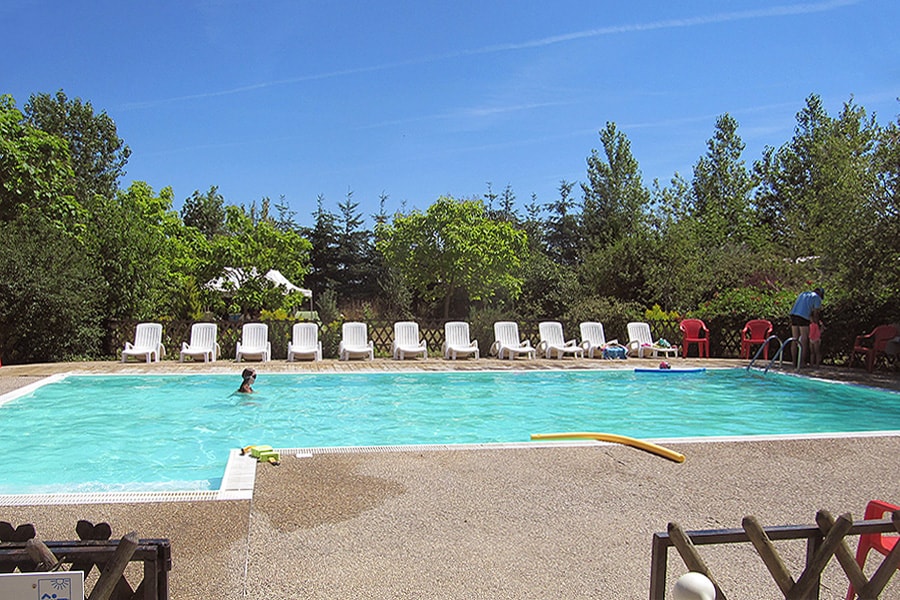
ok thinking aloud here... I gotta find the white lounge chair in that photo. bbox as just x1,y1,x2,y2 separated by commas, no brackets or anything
626,322,677,359
179,322,219,362
392,321,427,360
287,322,322,362
340,322,374,361
122,322,165,363
538,321,584,359
491,321,535,360
442,321,479,360
235,323,271,362
579,322,607,358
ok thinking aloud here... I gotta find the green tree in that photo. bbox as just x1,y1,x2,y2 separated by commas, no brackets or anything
0,94,81,231
648,116,774,311
483,182,499,213
691,113,758,247
376,196,528,319
579,123,654,304
24,90,130,203
579,235,653,303
213,204,312,314
516,250,579,320
373,191,391,226
581,121,650,249
645,174,706,309
871,112,900,299
181,186,226,239
273,194,299,233
163,223,214,320
0,217,104,363
521,192,544,251
88,182,182,326
334,189,376,300
369,192,409,317
528,180,582,321
876,112,900,210
497,184,518,222
302,194,340,297
755,94,883,292
544,179,581,266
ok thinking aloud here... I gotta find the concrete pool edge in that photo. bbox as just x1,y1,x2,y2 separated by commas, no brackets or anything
0,372,68,407
0,450,256,507
3,431,898,507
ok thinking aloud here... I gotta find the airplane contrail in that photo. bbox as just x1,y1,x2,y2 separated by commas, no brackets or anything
122,0,861,110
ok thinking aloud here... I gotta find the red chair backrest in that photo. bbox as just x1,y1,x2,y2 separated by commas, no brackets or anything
860,325,900,351
863,499,899,555
679,319,707,338
742,319,772,341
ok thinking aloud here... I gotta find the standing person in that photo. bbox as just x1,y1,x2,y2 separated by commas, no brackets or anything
237,368,257,393
809,319,824,366
789,287,824,368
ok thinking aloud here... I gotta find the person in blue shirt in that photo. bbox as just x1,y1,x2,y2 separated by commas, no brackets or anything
789,287,824,368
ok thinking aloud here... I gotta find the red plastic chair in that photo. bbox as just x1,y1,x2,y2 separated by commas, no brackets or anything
679,319,709,358
740,319,773,360
849,325,899,373
846,499,899,600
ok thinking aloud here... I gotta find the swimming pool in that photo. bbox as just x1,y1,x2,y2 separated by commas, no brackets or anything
1,369,898,495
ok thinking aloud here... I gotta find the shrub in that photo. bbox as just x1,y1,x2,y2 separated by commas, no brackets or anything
260,308,291,321
644,304,680,322
319,320,343,358
0,219,105,363
562,296,644,341
315,289,342,324
469,306,509,354
691,287,798,327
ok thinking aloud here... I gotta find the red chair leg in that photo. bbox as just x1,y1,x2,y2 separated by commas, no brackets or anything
846,500,900,600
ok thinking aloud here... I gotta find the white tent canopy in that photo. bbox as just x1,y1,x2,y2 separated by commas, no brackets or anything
206,267,312,298
262,269,312,297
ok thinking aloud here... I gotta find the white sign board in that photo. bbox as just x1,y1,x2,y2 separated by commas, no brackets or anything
0,572,84,600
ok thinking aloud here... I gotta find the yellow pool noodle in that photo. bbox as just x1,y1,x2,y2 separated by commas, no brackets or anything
531,432,685,463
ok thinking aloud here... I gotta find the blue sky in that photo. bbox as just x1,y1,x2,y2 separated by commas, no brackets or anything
4,0,898,227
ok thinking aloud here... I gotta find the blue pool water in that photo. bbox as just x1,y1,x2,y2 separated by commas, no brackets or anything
1,369,898,495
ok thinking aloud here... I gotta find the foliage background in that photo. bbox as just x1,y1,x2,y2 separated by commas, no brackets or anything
0,91,897,364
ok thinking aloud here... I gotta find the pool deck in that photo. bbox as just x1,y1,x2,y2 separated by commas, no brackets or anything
1,358,898,598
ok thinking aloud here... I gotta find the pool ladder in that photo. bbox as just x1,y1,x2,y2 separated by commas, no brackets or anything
746,335,800,373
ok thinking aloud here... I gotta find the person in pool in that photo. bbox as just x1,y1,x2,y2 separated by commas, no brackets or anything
237,368,256,393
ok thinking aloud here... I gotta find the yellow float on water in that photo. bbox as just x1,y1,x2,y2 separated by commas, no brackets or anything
530,432,685,463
